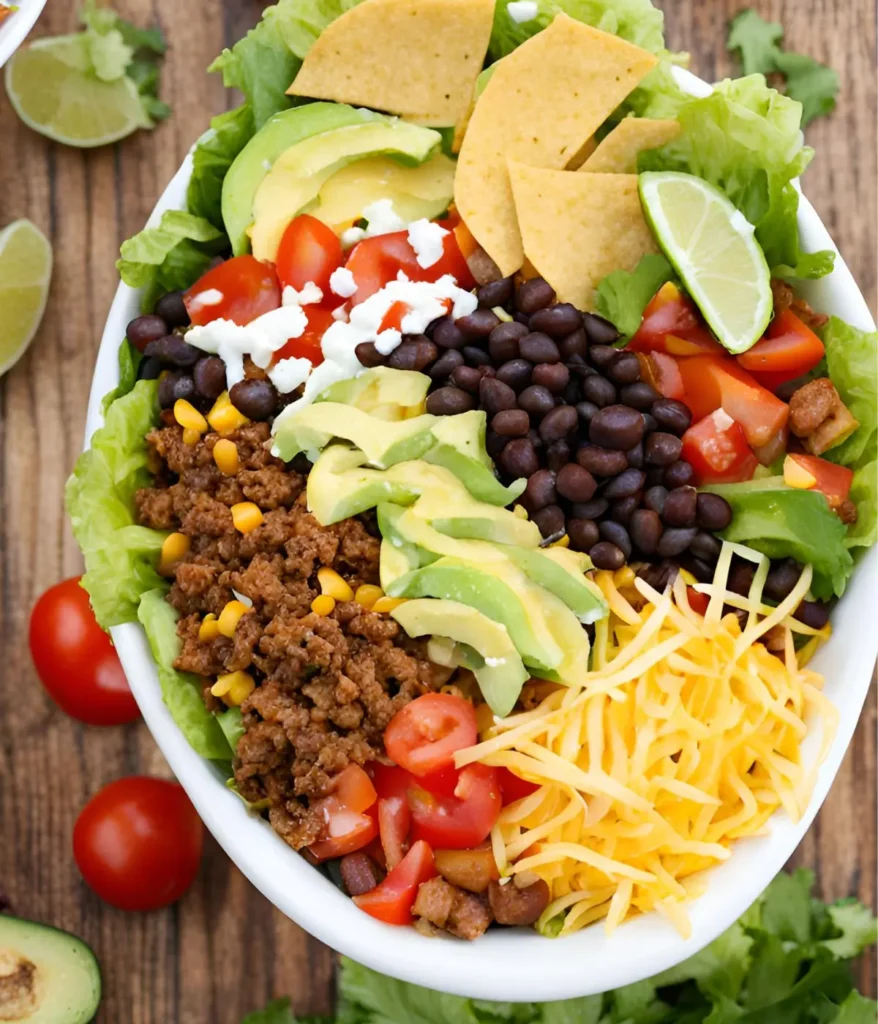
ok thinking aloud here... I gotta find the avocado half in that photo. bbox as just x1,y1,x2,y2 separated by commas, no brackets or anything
0,915,101,1023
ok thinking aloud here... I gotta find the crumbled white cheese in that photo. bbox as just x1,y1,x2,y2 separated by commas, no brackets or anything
341,226,366,250
507,0,538,23
711,407,736,431
730,208,755,235
331,305,350,322
329,266,358,298
268,356,312,395
186,288,224,314
283,281,323,306
407,218,449,269
362,198,406,237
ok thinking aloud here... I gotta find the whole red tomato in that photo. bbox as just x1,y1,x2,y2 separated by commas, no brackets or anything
29,577,140,726
74,777,203,912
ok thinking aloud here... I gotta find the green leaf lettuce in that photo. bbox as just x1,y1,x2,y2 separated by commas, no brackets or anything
595,253,675,338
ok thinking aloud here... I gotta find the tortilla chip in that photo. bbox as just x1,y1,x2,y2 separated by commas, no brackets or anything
288,0,494,127
580,118,681,173
508,162,659,310
455,15,658,276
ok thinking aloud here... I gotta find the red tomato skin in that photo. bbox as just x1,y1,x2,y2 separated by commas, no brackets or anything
786,453,853,508
378,795,411,870
73,778,203,911
681,413,758,485
383,693,478,777
687,588,710,616
636,351,686,402
272,305,335,366
353,840,437,924
275,214,343,297
308,801,378,862
334,763,377,814
185,256,281,326
29,577,139,726
409,764,502,850
737,310,825,388
497,767,540,804
630,285,724,356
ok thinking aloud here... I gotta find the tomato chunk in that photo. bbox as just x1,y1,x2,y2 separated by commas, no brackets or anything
681,411,758,484
737,310,825,390
185,255,280,326
353,840,437,924
275,214,343,297
409,764,502,850
384,693,477,776
307,794,378,862
630,284,724,356
335,763,377,814
378,795,411,870
677,354,789,449
497,767,540,804
784,453,853,509
636,350,686,402
687,588,710,616
272,305,334,366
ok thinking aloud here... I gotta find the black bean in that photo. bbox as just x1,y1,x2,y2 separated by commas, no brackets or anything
495,358,532,392
581,375,617,408
642,413,658,434
620,381,659,410
625,441,644,469
388,338,438,371
589,405,645,451
230,378,278,420
158,370,196,408
664,460,694,488
499,438,540,478
556,463,597,502
532,505,566,541
480,376,518,415
581,312,619,346
560,327,588,360
520,332,561,364
572,498,608,520
610,495,640,526
662,486,697,527
429,348,465,381
589,541,625,571
690,531,722,564
127,314,168,353
562,378,581,405
431,317,468,349
728,560,755,596
568,518,600,552
576,401,599,424
492,409,530,437
764,559,801,602
485,430,506,460
630,509,663,555
193,356,227,399
463,346,492,366
525,469,557,509
426,386,474,415
477,276,514,308
651,398,692,436
602,467,646,499
355,341,386,367
587,344,618,370
598,520,632,560
566,354,595,378
644,485,668,517
645,465,666,487
577,444,628,477
457,308,501,338
539,405,578,442
137,355,163,381
532,362,570,394
450,365,484,393
607,352,641,385
656,527,697,558
513,311,531,326
517,277,555,314
488,321,527,362
679,553,715,583
794,600,830,630
645,432,683,466
153,290,190,328
528,303,583,339
637,560,679,591
528,428,544,451
695,493,733,532
518,385,555,417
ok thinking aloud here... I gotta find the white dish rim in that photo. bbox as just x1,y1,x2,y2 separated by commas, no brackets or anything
0,0,48,70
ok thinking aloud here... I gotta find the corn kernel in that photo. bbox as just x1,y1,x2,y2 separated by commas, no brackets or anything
783,454,817,490
231,501,263,534
311,594,336,616
371,596,407,614
217,600,249,638
317,567,354,601
198,613,221,641
207,391,250,437
354,584,384,610
211,670,255,707
182,427,202,446
159,532,190,575
613,565,636,589
550,534,570,548
213,438,239,475
174,399,208,434
512,504,529,520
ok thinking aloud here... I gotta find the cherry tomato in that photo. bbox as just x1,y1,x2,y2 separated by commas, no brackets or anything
378,795,411,869
784,453,853,509
676,354,790,449
308,795,378,862
687,588,710,616
737,310,825,390
409,764,502,849
497,766,540,804
73,777,203,911
636,351,686,402
334,763,377,814
681,412,758,485
29,577,139,726
185,255,280,326
353,840,437,924
272,305,335,366
275,214,344,297
384,693,478,777
629,284,724,356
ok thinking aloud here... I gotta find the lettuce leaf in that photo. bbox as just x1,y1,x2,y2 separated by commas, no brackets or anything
65,381,166,629
845,461,877,552
138,589,233,761
638,74,835,281
101,339,141,413
821,317,878,469
188,104,256,232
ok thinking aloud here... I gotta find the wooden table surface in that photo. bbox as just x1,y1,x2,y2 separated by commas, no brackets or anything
0,1,874,1020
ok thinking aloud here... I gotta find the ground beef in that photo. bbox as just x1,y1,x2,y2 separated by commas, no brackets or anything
413,877,493,940
136,422,451,852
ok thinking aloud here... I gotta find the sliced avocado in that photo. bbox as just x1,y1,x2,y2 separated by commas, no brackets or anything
392,599,529,717
307,445,419,524
423,445,526,506
504,547,608,625
0,915,101,1024
427,635,486,672
315,368,431,421
430,411,493,469
376,503,436,590
273,403,436,467
538,587,591,683
393,507,506,564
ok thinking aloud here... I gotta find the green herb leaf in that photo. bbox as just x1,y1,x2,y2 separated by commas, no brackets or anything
727,9,783,77
188,104,256,231
834,991,878,1024
822,900,878,960
595,253,675,338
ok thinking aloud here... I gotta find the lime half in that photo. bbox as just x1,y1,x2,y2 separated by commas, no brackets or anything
0,219,53,377
5,35,148,148
639,171,772,354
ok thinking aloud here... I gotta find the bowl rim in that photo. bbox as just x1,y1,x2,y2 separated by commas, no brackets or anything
0,0,48,70
82,66,878,1002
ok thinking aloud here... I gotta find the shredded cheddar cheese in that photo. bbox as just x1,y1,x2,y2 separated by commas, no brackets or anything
456,542,837,938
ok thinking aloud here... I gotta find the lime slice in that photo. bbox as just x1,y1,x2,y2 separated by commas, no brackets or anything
638,171,772,354
0,219,53,377
4,35,148,148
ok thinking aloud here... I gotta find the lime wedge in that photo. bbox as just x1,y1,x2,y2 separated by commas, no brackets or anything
638,171,772,354
0,219,53,377
4,35,148,148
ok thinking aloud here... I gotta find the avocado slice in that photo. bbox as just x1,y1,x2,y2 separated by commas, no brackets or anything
392,599,529,717
315,368,430,421
537,587,592,683
504,547,608,625
223,103,442,259
0,915,101,1023
423,445,526,506
307,445,419,524
376,503,437,589
430,411,493,469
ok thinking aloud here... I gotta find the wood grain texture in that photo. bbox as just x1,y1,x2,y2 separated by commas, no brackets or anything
0,0,874,1018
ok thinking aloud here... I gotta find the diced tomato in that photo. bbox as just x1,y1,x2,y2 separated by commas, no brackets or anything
384,693,477,777
353,840,437,924
334,764,377,814
378,796,411,869
629,284,724,357
681,411,759,485
737,310,825,390
275,214,344,298
370,762,412,800
676,354,790,449
687,588,710,616
497,766,540,804
272,305,335,366
380,300,410,332
307,795,378,862
409,764,502,850
784,453,854,509
185,255,280,326
636,351,686,402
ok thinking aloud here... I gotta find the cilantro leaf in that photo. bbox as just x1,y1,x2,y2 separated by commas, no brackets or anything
595,253,675,339
822,899,878,959
834,991,878,1024
727,9,783,77
772,50,839,125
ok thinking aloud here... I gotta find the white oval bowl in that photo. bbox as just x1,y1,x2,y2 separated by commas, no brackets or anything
83,68,877,1002
0,0,47,69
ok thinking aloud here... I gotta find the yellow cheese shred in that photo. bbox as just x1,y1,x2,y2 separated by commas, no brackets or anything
455,542,835,938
